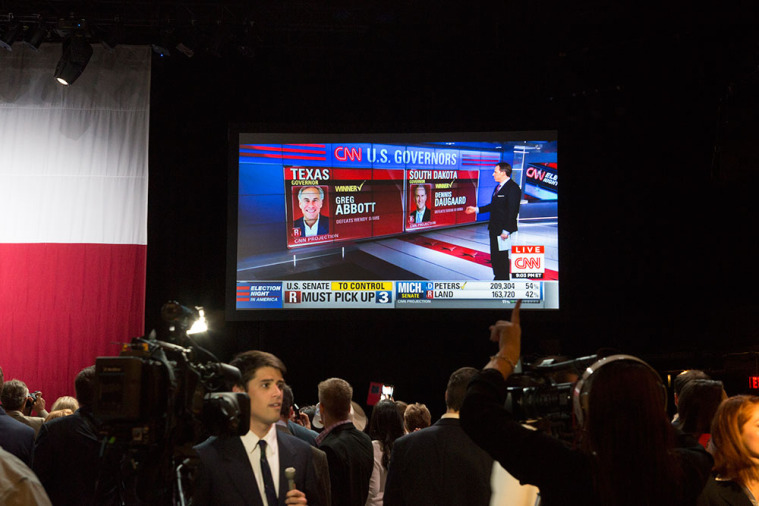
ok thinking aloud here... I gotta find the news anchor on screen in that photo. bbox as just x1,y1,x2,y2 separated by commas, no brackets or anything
293,186,330,237
465,162,521,280
408,184,431,224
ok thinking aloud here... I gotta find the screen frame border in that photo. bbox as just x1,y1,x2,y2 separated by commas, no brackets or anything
225,123,560,323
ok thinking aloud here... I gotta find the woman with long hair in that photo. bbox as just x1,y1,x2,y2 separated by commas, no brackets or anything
365,399,405,506
675,379,727,448
698,395,759,505
583,359,689,504
460,301,713,506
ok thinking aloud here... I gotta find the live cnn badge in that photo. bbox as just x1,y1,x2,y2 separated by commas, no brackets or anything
511,245,545,279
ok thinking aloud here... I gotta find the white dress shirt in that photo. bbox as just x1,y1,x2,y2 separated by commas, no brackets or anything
304,218,321,237
240,425,280,506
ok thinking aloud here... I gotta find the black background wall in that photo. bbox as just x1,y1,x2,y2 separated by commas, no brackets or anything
142,20,759,416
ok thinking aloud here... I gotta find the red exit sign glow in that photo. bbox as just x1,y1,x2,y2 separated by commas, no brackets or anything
749,376,759,389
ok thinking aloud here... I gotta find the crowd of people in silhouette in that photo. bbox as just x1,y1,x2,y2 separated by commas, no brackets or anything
2,302,758,505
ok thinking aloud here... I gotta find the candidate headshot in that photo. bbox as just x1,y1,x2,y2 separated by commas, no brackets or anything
408,184,431,224
294,186,330,237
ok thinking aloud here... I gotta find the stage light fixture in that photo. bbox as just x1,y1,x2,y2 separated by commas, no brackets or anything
0,22,20,51
152,28,177,58
187,307,208,335
22,23,47,51
174,25,198,58
54,30,93,85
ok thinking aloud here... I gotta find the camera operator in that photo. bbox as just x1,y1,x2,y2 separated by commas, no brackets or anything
460,301,714,506
33,365,124,505
0,379,48,436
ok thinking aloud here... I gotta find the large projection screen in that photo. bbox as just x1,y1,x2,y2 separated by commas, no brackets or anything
227,131,558,319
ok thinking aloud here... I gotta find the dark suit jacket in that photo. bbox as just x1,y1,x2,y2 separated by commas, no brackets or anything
409,208,431,223
318,422,373,506
698,476,753,506
479,178,521,234
193,430,322,506
294,216,330,237
276,422,332,506
0,406,34,467
384,417,493,506
32,409,121,505
286,420,319,447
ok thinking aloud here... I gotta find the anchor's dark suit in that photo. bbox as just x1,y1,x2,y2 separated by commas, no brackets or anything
479,178,521,280
193,431,322,506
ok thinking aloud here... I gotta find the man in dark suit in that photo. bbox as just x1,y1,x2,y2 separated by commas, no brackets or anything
384,367,493,506
293,186,329,237
193,351,320,506
32,365,123,505
277,385,319,446
276,384,331,506
315,378,373,506
408,184,431,224
0,366,35,467
465,162,521,280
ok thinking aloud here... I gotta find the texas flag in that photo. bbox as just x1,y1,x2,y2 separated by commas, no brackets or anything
0,45,149,404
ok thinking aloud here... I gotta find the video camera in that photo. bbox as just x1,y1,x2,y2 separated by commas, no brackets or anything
92,301,250,505
504,355,599,441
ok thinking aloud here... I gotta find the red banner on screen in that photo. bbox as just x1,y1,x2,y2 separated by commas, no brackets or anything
405,169,478,231
285,166,406,248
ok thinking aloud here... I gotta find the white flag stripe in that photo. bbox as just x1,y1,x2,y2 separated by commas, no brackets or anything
0,174,148,244
0,44,150,245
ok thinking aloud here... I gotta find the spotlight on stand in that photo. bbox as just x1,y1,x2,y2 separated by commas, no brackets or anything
54,28,93,85
188,307,208,335
160,300,209,343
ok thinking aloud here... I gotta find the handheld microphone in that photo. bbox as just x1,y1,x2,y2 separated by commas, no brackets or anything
285,467,296,491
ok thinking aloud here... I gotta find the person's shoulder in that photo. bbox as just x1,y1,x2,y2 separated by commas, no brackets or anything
431,418,463,432
387,429,434,460
338,423,371,445
699,476,746,503
394,426,433,446
278,429,312,451
288,421,318,443
354,427,373,449
393,431,412,448
351,425,371,441
39,412,77,433
6,410,25,421
0,446,48,491
193,435,221,454
0,413,34,435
